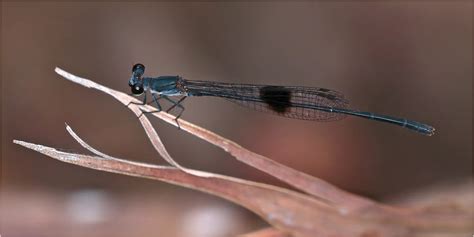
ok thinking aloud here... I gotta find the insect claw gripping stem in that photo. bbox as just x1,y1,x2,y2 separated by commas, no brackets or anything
174,117,181,130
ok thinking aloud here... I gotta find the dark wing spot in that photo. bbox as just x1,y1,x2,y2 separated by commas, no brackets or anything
259,86,292,113
318,88,330,92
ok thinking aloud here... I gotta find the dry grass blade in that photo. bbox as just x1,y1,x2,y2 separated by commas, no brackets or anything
65,122,116,160
37,67,472,237
13,137,474,237
14,137,473,237
57,68,206,176
54,67,374,212
12,139,404,237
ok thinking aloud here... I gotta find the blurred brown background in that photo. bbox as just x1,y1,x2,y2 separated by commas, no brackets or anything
1,2,472,237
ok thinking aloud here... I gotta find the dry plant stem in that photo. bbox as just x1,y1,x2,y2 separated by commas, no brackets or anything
49,68,473,236
55,127,293,237
57,70,207,177
54,67,374,212
65,123,116,160
66,126,300,237
14,138,472,237
12,140,408,237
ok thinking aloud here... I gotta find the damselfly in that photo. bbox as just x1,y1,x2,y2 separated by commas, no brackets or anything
128,63,435,135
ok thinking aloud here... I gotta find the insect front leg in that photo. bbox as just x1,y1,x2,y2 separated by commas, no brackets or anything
141,92,163,115
127,92,148,107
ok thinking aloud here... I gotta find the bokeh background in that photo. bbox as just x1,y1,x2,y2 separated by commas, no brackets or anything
1,2,472,237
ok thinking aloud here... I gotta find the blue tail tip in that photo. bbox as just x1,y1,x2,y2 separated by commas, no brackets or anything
417,124,436,136
423,126,435,136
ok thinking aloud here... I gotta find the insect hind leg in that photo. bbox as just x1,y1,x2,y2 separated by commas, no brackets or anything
163,96,187,129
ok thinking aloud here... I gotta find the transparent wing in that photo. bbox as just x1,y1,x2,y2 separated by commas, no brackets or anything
182,80,349,121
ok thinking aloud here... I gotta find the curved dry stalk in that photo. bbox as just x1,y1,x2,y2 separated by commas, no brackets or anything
14,135,472,236
65,122,116,160
12,139,406,237
54,67,374,212
58,70,209,177
17,67,468,237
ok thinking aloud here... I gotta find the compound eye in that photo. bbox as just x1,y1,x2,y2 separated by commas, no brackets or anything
131,85,144,95
132,63,145,75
